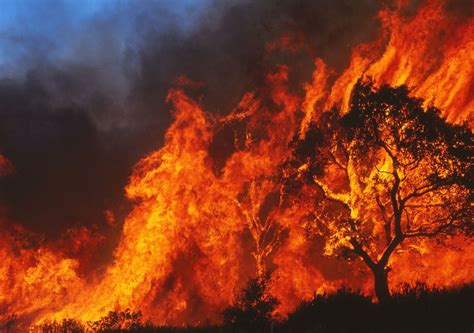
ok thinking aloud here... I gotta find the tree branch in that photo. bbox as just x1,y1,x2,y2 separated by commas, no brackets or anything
350,238,376,271
313,177,352,216
378,234,404,268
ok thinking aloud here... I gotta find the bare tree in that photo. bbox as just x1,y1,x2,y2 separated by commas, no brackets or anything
286,80,473,302
236,177,283,280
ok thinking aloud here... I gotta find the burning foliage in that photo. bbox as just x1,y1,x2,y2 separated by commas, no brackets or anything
287,80,473,302
0,0,473,330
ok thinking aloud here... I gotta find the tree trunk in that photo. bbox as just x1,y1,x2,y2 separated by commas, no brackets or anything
373,265,390,303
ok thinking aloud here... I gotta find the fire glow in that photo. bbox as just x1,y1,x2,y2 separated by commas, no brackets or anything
0,0,473,329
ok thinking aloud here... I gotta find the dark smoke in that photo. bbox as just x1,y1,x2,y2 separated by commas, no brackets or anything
0,0,382,245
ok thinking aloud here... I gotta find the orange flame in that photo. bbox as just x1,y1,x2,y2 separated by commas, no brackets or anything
1,0,473,328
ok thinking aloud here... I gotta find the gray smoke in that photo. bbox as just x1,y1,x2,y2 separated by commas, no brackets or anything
0,0,382,241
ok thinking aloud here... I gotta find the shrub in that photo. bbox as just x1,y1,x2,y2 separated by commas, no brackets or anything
39,318,85,333
223,278,278,332
88,309,144,332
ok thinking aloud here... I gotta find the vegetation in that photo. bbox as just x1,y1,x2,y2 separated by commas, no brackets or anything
285,80,473,302
39,318,85,333
22,309,150,333
15,283,472,332
282,284,474,333
2,82,472,333
87,309,148,332
236,178,283,280
222,278,278,332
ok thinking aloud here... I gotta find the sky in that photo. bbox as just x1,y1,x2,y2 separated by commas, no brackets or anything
0,0,211,76
0,0,381,242
0,0,219,238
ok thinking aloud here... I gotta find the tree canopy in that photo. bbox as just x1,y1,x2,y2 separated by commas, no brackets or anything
285,80,473,301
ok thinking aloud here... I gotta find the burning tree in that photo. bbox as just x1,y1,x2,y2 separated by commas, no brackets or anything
236,177,283,280
287,80,473,302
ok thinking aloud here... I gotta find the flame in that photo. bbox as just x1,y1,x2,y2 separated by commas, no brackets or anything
0,222,84,325
323,0,474,123
1,0,473,328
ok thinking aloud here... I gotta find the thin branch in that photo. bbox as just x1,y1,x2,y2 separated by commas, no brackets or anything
350,238,376,271
402,182,445,203
328,149,347,172
313,177,351,211
378,234,404,268
405,212,460,238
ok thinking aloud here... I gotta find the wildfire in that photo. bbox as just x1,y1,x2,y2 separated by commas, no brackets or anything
0,0,472,328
